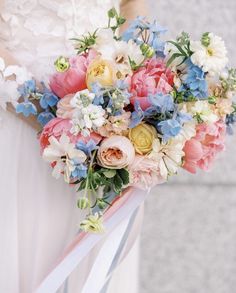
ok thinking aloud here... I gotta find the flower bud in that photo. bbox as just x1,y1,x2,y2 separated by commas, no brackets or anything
77,197,90,209
54,56,70,72
140,43,155,58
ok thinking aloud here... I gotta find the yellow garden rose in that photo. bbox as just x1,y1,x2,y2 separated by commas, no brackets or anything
86,58,114,90
129,123,157,155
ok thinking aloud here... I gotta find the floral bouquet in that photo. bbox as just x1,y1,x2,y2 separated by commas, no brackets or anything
12,8,236,232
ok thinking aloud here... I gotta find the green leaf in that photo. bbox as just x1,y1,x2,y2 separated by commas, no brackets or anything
168,40,188,57
103,169,117,178
166,53,183,67
113,173,123,194
117,169,129,185
77,179,87,191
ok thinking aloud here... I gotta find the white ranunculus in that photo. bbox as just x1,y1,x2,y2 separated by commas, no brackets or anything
190,33,228,74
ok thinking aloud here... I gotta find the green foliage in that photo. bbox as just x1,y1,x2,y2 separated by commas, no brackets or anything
166,32,192,68
107,7,126,38
71,30,98,54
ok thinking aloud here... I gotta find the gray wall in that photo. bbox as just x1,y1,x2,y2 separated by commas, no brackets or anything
140,1,236,292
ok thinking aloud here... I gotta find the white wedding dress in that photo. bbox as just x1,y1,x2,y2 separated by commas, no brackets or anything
0,1,140,292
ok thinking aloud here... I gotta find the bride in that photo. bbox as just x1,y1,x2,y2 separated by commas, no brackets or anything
0,0,147,292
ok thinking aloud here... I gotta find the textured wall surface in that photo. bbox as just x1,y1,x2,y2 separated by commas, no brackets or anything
140,1,236,292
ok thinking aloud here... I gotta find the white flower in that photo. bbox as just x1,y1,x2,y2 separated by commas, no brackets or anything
42,134,87,183
82,104,106,129
175,121,196,143
3,65,32,84
190,100,218,123
0,79,20,110
0,56,32,113
98,38,143,77
149,138,185,179
70,118,91,137
190,33,228,74
70,89,95,109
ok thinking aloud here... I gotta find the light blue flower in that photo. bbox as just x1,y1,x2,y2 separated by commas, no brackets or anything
18,80,36,97
122,16,148,42
76,139,98,157
71,163,88,179
148,93,175,113
180,59,208,99
91,82,105,105
37,111,55,126
39,92,58,109
157,119,182,142
130,101,144,128
16,101,37,117
148,21,167,55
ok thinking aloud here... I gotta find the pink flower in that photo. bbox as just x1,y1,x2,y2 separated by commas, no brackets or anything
39,118,101,151
128,156,166,190
183,120,226,173
56,94,74,119
129,58,174,110
49,50,98,98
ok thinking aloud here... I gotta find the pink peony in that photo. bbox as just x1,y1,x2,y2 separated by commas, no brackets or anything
39,118,101,151
183,120,226,174
49,49,98,98
129,156,166,190
129,58,175,110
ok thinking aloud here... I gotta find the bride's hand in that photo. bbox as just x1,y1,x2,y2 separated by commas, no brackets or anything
0,46,42,132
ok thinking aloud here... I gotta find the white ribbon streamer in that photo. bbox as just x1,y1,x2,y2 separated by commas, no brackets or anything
81,215,131,293
35,189,147,293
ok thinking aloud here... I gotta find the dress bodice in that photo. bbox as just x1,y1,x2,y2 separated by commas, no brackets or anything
0,0,120,80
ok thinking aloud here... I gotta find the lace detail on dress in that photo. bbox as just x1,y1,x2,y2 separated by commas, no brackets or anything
0,0,120,81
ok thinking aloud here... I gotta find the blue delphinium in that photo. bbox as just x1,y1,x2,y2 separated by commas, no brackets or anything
148,20,167,56
16,101,37,117
37,111,55,127
76,139,98,157
39,92,58,109
18,80,37,97
157,119,182,142
148,93,175,113
180,59,208,99
71,163,88,180
130,101,145,128
122,17,166,57
91,83,105,106
122,16,148,42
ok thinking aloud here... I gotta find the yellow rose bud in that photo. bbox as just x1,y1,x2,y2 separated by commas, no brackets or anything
129,123,157,155
86,59,114,90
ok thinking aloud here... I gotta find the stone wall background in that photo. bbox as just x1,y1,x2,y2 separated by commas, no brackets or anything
140,1,236,292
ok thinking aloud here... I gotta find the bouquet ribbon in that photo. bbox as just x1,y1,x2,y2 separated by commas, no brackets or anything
35,188,146,293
